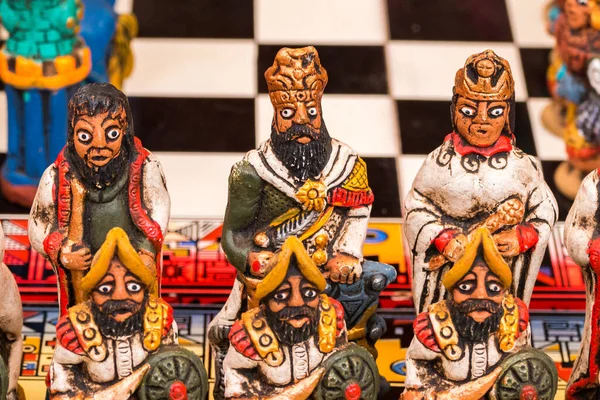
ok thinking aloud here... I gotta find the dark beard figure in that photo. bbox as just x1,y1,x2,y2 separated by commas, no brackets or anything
447,298,504,344
65,142,132,190
265,305,318,346
270,122,332,183
91,298,147,338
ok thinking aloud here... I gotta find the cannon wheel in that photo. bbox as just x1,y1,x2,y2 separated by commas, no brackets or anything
0,357,7,400
313,343,379,400
137,346,208,400
493,347,558,400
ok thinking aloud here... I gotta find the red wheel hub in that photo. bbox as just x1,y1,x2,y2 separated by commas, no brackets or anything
169,381,188,400
520,385,538,400
345,382,362,400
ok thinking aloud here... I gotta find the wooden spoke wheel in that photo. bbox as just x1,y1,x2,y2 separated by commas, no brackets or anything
137,346,208,400
493,348,558,400
313,343,379,400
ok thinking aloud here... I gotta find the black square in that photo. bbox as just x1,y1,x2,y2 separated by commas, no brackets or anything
520,48,552,98
363,157,401,218
387,0,513,42
133,0,253,39
514,102,537,157
258,45,388,95
397,100,452,155
129,97,255,153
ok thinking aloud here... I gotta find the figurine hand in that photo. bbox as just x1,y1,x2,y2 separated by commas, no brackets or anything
247,250,277,278
443,234,467,262
59,243,91,271
326,254,362,284
493,228,520,257
207,323,231,345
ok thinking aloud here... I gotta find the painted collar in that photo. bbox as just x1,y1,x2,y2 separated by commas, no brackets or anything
445,132,514,157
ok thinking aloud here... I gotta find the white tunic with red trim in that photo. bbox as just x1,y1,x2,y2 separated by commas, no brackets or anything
404,133,558,313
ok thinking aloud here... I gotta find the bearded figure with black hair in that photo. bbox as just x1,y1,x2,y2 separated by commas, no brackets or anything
223,236,348,399
402,228,532,400
404,50,558,315
28,83,169,316
49,228,177,399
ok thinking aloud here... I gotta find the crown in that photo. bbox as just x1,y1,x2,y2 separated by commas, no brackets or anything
454,49,514,101
264,46,328,105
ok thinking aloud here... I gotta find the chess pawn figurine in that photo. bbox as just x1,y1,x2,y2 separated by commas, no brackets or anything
555,56,600,199
28,83,170,316
563,167,600,398
0,225,24,400
0,0,92,207
49,228,208,399
208,46,396,399
404,50,558,315
223,236,378,400
402,228,558,400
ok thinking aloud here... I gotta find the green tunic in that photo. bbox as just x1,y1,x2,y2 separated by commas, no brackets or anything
83,169,155,255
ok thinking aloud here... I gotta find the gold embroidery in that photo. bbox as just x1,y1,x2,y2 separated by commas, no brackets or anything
428,301,462,361
143,297,169,351
497,294,519,352
342,158,371,191
242,309,283,367
317,295,337,353
68,302,107,362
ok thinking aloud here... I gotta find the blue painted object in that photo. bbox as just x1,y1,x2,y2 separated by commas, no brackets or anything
557,70,587,104
80,0,118,83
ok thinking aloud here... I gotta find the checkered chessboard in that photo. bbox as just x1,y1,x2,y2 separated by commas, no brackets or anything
0,0,572,221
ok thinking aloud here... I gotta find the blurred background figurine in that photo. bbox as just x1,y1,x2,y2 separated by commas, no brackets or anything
208,46,396,399
402,229,558,400
404,50,558,314
28,83,169,317
0,225,23,400
223,237,378,400
0,0,137,207
49,228,208,400
543,0,600,199
564,167,600,398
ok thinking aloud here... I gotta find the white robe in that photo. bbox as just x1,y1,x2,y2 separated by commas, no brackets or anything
404,141,558,313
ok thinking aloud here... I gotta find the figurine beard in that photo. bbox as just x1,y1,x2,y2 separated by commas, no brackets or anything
265,305,318,345
66,141,131,190
447,298,504,343
271,122,332,182
91,297,147,338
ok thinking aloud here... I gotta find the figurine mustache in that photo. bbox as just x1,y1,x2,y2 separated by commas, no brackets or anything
265,305,317,345
101,299,139,316
453,299,500,314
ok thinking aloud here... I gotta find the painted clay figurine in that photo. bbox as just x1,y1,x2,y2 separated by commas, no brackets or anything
49,228,208,400
209,46,396,398
223,236,378,400
0,0,91,206
563,168,600,398
0,225,23,400
404,49,558,314
28,83,170,316
544,0,600,199
402,228,558,400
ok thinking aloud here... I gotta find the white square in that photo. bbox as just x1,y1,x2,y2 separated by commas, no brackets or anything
155,152,244,218
505,0,555,48
124,38,257,98
255,94,400,157
386,41,529,102
398,154,427,208
255,0,388,45
528,98,568,161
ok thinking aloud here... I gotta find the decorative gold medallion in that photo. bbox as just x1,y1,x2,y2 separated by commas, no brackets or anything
428,301,462,361
295,180,327,211
68,303,107,362
317,294,337,353
242,308,284,367
497,294,519,352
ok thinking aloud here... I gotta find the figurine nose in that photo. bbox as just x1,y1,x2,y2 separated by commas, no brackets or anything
471,285,488,299
92,129,107,147
111,282,129,300
294,104,309,125
288,288,304,307
473,103,488,123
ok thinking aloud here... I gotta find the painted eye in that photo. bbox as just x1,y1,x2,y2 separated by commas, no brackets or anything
126,282,142,293
302,288,318,299
307,107,318,117
280,108,294,119
489,107,505,117
97,284,112,294
458,282,473,292
77,131,92,143
460,107,476,117
106,129,120,141
578,0,588,5
273,291,289,301
488,282,501,293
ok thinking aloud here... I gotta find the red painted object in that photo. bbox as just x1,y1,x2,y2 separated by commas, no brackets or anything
520,384,538,400
344,383,361,400
169,381,188,400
